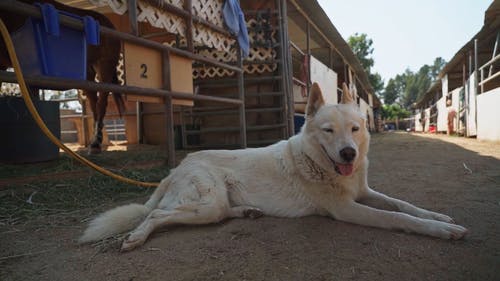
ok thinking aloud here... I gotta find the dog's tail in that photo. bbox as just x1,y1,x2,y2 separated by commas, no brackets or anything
79,178,171,243
79,203,151,243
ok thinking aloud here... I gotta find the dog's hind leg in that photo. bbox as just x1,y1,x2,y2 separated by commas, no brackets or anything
358,188,454,223
121,204,228,251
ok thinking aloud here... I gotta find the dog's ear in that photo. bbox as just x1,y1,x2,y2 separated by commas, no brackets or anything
306,82,325,117
341,83,354,104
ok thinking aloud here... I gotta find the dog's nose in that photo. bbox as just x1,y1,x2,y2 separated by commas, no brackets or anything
339,147,356,162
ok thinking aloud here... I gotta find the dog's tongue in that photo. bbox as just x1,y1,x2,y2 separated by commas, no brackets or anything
336,163,354,176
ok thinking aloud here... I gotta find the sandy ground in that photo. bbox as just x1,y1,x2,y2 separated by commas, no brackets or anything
1,132,499,281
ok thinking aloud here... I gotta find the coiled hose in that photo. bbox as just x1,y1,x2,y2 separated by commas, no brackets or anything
0,18,159,187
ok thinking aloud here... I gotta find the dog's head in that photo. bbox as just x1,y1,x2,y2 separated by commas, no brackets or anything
302,82,370,177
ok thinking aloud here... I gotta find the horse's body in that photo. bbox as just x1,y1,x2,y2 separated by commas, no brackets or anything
0,0,125,153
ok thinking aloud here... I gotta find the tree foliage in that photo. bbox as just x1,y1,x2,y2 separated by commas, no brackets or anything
381,104,411,120
382,57,446,109
346,33,446,109
347,33,384,95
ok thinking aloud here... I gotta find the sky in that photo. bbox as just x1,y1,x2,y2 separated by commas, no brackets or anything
317,0,493,82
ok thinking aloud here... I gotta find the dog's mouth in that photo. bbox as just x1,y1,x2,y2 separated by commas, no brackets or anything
320,145,354,176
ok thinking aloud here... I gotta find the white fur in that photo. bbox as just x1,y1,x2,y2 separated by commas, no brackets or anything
80,83,468,251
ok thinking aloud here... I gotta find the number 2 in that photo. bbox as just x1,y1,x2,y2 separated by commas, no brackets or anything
140,63,148,78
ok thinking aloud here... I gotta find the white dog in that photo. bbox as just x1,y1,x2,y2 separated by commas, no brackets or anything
80,83,467,251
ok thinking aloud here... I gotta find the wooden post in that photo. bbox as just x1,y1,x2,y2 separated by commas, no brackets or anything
162,50,176,167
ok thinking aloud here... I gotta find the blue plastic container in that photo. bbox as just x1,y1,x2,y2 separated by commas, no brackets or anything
294,114,305,134
10,4,100,80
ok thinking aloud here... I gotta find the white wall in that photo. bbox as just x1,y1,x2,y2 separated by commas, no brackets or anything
424,108,430,132
310,55,337,105
466,73,477,136
477,87,500,141
449,87,461,133
359,99,374,131
436,96,447,132
415,113,423,132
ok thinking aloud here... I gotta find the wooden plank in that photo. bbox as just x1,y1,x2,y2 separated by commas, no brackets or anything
123,43,194,106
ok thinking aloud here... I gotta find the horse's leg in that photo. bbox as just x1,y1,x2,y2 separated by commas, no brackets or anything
89,58,119,154
85,89,104,154
92,91,109,153
82,66,103,154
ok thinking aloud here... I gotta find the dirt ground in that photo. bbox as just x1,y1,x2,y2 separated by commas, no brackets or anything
1,132,499,281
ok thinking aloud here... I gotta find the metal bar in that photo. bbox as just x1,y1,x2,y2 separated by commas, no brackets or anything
479,70,500,86
185,127,240,134
245,91,283,97
183,0,194,52
289,40,305,56
162,50,175,167
183,143,241,149
128,0,138,36
184,107,282,117
481,68,484,94
489,32,499,77
474,39,478,127
248,139,283,146
247,124,287,131
189,105,237,112
292,77,306,87
237,45,247,148
136,102,143,143
0,71,243,105
180,107,188,149
195,76,283,85
275,0,287,138
282,0,294,137
306,21,311,95
478,54,500,71
0,0,242,73
185,124,287,135
193,59,281,68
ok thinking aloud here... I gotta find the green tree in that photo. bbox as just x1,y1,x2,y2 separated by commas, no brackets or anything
383,74,405,105
348,33,374,71
383,57,446,109
381,104,411,120
347,33,384,95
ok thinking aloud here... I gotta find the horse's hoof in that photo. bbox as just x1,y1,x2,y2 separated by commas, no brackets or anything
89,146,102,155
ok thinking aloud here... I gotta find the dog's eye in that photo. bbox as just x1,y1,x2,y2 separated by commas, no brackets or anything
352,126,359,132
323,128,334,133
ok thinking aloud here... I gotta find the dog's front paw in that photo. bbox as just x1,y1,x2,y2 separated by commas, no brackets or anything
428,212,454,223
428,221,468,240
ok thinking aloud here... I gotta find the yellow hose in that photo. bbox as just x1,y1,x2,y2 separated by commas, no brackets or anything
0,19,158,187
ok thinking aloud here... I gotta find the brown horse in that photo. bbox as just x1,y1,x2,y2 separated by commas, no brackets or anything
0,0,125,154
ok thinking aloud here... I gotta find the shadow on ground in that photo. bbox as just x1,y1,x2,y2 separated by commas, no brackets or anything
0,132,499,281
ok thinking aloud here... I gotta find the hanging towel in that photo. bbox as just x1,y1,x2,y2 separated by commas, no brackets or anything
223,0,249,58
